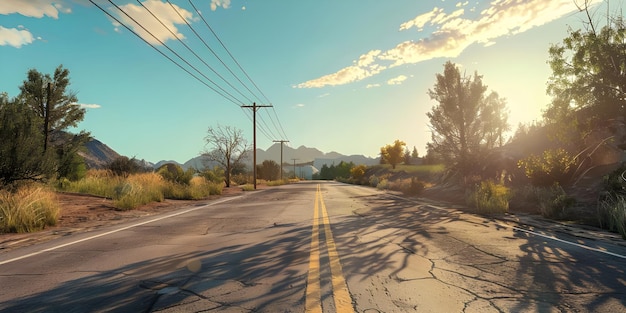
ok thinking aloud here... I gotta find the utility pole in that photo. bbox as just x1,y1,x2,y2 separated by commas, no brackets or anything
291,158,299,179
242,102,272,189
273,140,289,180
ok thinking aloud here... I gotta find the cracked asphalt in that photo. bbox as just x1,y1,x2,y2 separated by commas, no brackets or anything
0,181,625,312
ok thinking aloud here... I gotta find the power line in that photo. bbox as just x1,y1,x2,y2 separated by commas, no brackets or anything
91,0,290,145
138,0,254,104
189,0,272,104
89,0,241,106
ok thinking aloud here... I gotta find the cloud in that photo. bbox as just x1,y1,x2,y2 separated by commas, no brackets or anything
366,83,381,89
294,103,305,108
296,50,386,88
0,0,69,19
210,0,231,11
0,26,34,48
387,75,408,85
78,103,102,109
113,0,194,45
297,0,602,88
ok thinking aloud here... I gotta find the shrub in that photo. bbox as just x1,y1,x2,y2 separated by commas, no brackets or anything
517,148,577,186
535,184,575,218
376,178,389,190
200,166,225,184
597,195,626,239
267,179,289,186
466,181,511,214
350,165,367,184
241,184,255,191
0,186,59,233
157,163,194,185
368,175,379,187
406,177,425,196
107,156,143,177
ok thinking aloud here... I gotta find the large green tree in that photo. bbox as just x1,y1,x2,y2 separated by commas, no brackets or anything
19,65,86,152
544,1,626,145
426,61,509,177
0,94,55,186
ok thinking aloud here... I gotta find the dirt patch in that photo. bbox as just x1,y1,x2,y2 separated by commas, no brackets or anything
0,186,246,252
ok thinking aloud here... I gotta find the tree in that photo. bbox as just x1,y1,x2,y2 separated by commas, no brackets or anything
19,65,86,152
257,160,281,181
404,147,412,165
202,125,249,187
0,94,55,186
380,140,406,169
426,61,509,177
411,146,419,159
107,156,143,177
544,0,626,145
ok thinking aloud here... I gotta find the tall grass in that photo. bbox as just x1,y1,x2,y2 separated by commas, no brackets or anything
598,195,626,239
466,181,511,214
0,186,59,233
61,170,223,210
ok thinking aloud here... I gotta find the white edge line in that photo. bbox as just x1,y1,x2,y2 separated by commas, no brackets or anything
0,196,242,266
384,192,626,260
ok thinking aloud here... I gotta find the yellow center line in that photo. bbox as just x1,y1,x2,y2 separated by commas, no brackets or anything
305,184,354,313
319,185,354,312
305,185,322,313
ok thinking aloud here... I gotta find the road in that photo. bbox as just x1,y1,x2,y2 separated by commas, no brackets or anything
1,181,625,312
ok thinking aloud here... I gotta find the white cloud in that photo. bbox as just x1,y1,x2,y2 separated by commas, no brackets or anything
0,26,34,48
78,103,102,109
294,103,305,108
113,0,194,46
297,0,603,88
0,0,67,19
366,83,381,89
296,50,387,88
210,0,231,11
387,75,408,85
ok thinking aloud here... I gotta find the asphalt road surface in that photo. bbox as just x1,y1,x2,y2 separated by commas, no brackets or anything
1,181,625,312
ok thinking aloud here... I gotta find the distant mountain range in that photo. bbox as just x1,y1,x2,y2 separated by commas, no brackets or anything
82,140,379,171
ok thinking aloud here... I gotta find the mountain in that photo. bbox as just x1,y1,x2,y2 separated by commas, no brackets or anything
175,144,378,171
79,138,120,169
81,138,378,172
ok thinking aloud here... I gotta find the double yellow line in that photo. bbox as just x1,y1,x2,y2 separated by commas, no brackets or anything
305,184,354,313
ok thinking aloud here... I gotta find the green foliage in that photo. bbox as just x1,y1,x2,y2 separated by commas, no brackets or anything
380,140,406,169
157,163,194,185
319,161,355,180
534,184,576,218
517,148,578,186
19,65,86,152
257,160,281,181
466,181,511,214
597,165,626,238
0,95,56,186
0,186,59,233
54,131,90,181
427,61,509,177
545,10,626,143
200,166,225,184
107,156,143,177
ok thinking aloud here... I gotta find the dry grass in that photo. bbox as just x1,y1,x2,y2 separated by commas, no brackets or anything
0,185,60,233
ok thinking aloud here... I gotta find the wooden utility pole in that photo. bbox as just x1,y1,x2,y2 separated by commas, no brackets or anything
291,158,299,179
242,102,272,190
273,140,289,180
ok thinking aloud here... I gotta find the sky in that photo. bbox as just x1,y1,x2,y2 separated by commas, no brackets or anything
0,0,617,164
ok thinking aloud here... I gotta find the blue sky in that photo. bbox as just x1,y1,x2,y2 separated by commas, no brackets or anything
0,0,614,163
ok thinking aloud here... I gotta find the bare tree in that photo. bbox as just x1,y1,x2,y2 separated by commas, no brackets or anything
202,125,249,187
